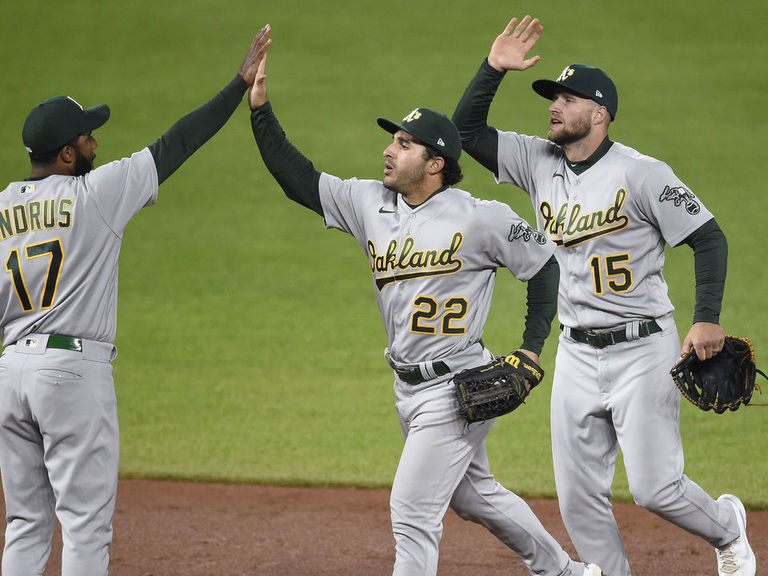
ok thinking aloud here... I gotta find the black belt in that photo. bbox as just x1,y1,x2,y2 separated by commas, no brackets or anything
563,320,661,349
394,361,451,385
39,335,83,351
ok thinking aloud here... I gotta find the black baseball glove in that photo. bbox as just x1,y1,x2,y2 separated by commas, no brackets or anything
670,335,767,413
454,351,544,423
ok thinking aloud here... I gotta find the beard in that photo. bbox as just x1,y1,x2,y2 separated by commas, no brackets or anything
73,147,95,176
548,114,592,146
383,165,426,197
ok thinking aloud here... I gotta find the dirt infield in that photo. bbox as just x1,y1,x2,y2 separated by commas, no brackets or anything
1,478,765,575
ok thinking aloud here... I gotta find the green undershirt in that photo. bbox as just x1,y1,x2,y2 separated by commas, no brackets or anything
149,75,249,185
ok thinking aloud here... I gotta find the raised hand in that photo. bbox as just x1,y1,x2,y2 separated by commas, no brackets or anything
239,24,272,86
487,16,543,73
249,50,269,108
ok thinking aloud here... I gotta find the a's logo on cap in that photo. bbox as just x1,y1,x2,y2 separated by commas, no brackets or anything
402,109,422,123
556,66,575,82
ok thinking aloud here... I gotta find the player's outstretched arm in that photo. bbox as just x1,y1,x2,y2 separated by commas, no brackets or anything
148,25,272,185
452,16,541,176
249,44,324,216
487,15,543,73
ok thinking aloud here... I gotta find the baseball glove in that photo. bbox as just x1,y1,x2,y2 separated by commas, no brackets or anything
670,335,767,414
454,351,544,423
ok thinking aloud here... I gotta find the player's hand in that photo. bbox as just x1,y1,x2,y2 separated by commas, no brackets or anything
681,321,725,361
239,25,272,86
487,15,543,73
516,348,540,391
249,51,269,108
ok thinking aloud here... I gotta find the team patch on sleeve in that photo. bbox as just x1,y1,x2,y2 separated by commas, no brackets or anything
507,221,548,245
658,185,700,215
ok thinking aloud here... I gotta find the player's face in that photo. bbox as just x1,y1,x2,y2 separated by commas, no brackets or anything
382,131,430,198
547,91,598,146
72,132,98,176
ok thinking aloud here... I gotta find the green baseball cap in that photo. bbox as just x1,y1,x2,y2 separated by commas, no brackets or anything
22,95,110,154
532,64,618,120
377,107,462,161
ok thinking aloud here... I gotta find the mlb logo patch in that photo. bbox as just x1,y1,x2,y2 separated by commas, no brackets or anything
20,184,35,194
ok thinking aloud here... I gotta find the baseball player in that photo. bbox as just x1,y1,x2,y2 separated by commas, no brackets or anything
452,15,756,576
248,44,602,576
0,27,271,576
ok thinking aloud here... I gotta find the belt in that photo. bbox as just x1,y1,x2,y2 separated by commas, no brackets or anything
23,334,83,352
563,320,661,349
394,361,451,385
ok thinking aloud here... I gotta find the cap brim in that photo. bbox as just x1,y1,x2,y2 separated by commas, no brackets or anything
83,104,111,132
532,79,590,102
531,79,560,100
377,117,404,135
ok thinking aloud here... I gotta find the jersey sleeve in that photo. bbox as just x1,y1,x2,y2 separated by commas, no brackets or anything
634,160,713,247
480,199,556,281
318,172,386,241
83,147,158,235
495,130,558,197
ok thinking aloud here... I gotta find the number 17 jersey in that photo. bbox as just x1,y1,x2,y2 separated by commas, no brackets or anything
0,149,158,347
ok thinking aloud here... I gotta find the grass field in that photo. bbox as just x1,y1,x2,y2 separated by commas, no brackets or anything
1,1,767,507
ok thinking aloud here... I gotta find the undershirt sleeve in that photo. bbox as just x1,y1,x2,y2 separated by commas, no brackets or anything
148,75,248,185
521,255,559,355
681,218,728,324
250,101,323,216
451,59,506,176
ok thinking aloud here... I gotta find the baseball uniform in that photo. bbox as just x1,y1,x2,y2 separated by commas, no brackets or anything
251,101,601,576
453,58,747,576
0,73,252,576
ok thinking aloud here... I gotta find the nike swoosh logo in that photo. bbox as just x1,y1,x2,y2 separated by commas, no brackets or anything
553,173,565,179
379,207,396,214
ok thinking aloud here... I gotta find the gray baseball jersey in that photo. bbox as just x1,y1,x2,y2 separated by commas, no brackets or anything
318,172,595,576
0,148,157,347
495,133,713,330
0,149,157,576
318,172,554,364
494,130,739,576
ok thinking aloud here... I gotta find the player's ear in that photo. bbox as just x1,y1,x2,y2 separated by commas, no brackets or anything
59,144,76,164
427,156,445,176
56,143,79,175
593,105,609,126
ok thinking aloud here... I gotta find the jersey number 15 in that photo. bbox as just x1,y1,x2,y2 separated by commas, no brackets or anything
589,253,633,294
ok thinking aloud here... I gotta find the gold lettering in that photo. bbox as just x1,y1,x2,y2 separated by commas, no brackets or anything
43,200,56,228
12,206,28,234
58,199,73,228
29,202,42,231
369,232,465,291
0,209,12,240
0,198,75,243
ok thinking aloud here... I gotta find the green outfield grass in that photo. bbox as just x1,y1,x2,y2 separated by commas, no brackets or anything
1,0,767,507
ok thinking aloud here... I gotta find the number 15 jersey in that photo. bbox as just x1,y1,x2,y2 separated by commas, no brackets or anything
496,132,713,330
